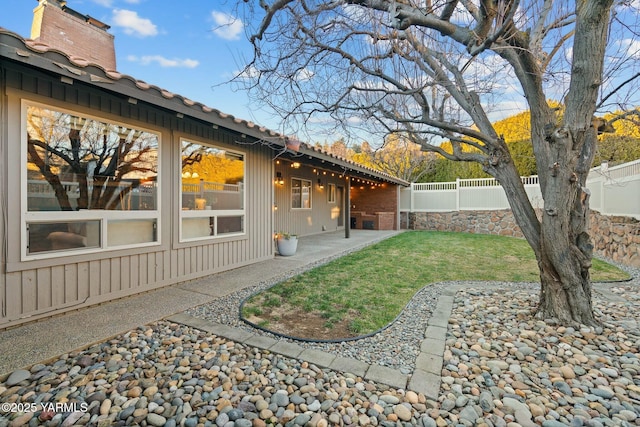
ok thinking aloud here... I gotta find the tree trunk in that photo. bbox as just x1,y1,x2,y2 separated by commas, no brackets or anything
534,125,598,326
505,0,612,327
494,132,599,327
537,253,596,326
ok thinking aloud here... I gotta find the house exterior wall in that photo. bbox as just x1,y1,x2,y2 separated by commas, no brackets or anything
273,160,348,236
0,61,274,329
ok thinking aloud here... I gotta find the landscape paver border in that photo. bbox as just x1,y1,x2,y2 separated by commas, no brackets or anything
166,285,462,398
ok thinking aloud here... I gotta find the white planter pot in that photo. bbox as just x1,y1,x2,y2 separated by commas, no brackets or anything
277,237,298,256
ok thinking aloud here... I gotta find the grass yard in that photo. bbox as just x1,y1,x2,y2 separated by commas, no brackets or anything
241,231,630,339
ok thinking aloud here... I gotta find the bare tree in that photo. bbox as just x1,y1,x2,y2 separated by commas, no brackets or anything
371,133,435,182
238,0,640,325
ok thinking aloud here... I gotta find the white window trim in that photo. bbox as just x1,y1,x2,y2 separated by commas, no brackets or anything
178,138,246,242
291,177,312,210
328,183,336,203
21,100,161,261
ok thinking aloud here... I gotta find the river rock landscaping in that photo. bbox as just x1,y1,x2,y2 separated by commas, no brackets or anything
0,265,638,426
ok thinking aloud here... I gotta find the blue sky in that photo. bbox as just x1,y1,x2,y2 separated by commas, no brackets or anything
3,1,638,148
1,0,280,132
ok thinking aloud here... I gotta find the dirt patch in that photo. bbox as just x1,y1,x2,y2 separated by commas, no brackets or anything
244,303,360,341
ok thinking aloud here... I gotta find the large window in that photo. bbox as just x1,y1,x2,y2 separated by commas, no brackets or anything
180,139,245,241
23,103,160,258
291,178,312,209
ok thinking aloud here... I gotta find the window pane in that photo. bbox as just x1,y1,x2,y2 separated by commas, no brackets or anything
181,141,244,211
182,217,214,239
328,183,336,203
217,216,243,235
292,179,302,209
291,178,311,209
27,220,100,254
26,106,159,212
108,219,157,246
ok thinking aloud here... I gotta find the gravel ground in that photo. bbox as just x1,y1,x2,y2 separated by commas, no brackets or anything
186,259,640,375
0,260,638,427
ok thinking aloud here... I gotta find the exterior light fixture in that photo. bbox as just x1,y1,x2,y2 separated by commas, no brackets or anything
275,172,284,185
317,178,324,189
291,162,301,169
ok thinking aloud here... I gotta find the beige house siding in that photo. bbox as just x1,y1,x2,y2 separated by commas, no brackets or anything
0,63,274,329
273,160,348,236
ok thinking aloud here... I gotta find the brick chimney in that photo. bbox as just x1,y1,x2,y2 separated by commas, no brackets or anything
30,0,116,70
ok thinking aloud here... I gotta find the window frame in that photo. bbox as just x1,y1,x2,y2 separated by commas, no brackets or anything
178,138,246,242
21,100,161,261
291,177,312,210
328,183,336,203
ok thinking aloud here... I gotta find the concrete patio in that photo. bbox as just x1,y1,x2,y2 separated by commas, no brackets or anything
0,230,403,378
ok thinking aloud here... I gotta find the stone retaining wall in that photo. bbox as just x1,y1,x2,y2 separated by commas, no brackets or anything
405,210,640,267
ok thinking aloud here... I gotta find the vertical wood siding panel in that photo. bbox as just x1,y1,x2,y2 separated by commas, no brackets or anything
155,252,163,285
36,269,51,311
139,254,148,286
197,246,203,273
178,248,185,277
64,264,78,303
163,251,171,282
191,247,198,274
130,256,140,289
51,266,65,307
120,257,131,291
0,274,5,323
37,79,52,99
100,259,111,294
21,270,37,314
89,260,101,298
77,262,89,302
202,245,209,272
5,274,24,319
170,250,178,281
147,253,155,285
110,258,121,293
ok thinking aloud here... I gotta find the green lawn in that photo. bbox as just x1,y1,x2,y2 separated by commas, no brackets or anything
242,231,630,336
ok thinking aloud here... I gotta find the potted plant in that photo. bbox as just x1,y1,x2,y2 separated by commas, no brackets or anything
275,231,298,256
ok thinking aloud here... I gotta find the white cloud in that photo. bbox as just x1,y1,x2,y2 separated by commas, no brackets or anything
91,0,113,7
127,55,199,68
211,11,244,41
618,38,640,59
294,68,315,82
112,9,158,37
234,65,261,79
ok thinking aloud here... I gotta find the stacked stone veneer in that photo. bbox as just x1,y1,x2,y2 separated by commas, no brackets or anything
589,211,640,267
406,209,640,267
